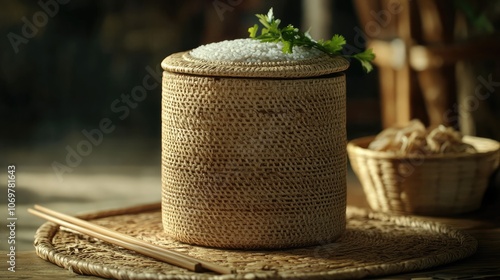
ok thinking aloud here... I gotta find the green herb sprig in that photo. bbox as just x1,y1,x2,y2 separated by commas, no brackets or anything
248,8,376,73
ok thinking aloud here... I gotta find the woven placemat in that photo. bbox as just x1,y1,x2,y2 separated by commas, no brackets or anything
34,203,477,280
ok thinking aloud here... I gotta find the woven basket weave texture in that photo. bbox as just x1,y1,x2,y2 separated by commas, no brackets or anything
161,52,348,249
348,136,500,215
33,204,478,280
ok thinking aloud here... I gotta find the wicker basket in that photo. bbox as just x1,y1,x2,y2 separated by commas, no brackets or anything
347,135,500,215
161,51,349,249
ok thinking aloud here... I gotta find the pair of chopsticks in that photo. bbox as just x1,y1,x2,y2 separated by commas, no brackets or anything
28,205,234,274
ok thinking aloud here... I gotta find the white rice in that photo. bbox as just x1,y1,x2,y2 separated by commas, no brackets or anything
189,38,323,63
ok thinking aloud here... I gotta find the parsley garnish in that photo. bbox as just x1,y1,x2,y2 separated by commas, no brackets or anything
248,8,376,73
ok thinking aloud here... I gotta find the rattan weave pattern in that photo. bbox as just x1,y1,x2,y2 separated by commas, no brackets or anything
161,65,347,249
161,52,350,78
33,204,478,280
347,136,500,215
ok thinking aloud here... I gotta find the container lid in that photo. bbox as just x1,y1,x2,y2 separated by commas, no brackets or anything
162,39,349,78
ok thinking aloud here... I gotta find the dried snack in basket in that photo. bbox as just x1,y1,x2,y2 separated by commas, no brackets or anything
367,126,400,152
369,119,428,154
368,120,477,155
427,125,476,154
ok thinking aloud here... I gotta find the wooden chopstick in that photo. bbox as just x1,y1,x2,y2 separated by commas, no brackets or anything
28,205,234,275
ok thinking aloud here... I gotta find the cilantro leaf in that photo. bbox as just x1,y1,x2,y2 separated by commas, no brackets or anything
249,8,376,73
352,48,375,73
325,34,346,53
248,24,259,38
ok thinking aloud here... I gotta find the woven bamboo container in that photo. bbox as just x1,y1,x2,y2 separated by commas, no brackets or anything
161,50,349,249
347,135,500,215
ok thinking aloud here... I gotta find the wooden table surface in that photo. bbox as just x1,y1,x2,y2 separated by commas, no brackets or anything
2,167,500,279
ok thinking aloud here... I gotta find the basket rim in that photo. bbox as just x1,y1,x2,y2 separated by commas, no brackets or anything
161,51,350,78
347,135,500,160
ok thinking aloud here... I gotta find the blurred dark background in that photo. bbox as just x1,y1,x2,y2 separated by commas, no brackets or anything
1,0,499,168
